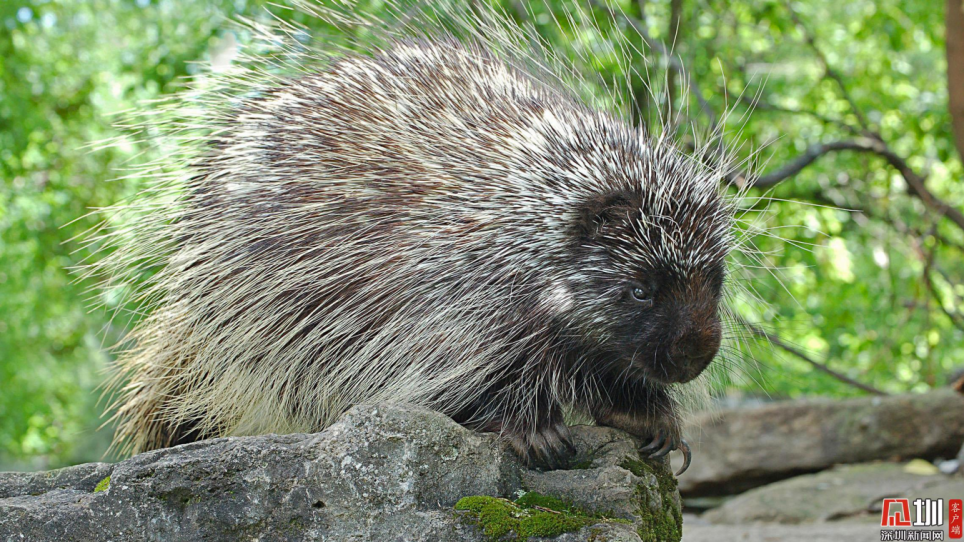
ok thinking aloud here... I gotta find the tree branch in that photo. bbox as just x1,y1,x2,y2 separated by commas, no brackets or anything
771,8,964,231
926,267,964,333
737,317,888,396
740,137,964,233
737,94,861,136
737,140,874,188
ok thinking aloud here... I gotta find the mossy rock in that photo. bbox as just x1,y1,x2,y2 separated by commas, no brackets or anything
454,492,624,541
619,458,682,541
0,406,677,541
514,426,684,541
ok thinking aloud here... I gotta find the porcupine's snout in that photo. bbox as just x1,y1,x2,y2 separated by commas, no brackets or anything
667,315,722,383
626,268,726,385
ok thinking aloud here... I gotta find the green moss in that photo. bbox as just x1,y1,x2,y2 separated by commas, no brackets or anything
619,458,682,542
513,492,573,512
454,492,614,541
287,516,306,531
93,476,111,493
568,458,594,470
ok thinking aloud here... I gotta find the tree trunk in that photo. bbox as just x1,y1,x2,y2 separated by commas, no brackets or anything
948,0,964,160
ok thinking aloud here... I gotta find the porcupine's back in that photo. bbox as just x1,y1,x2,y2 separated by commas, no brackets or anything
104,36,653,453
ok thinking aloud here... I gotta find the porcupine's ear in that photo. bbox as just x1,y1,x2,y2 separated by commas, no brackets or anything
574,191,639,240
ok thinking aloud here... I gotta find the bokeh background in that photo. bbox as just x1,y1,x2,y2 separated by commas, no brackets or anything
1,0,962,470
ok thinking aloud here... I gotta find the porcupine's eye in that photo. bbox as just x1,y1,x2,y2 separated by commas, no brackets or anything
629,283,654,307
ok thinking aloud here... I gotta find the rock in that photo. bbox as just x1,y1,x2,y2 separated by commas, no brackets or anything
0,462,114,500
957,440,964,476
937,459,959,475
679,388,964,496
0,403,681,541
681,518,882,542
521,426,683,541
701,461,963,525
523,426,655,520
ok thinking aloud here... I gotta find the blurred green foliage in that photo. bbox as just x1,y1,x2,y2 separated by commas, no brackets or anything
0,0,961,468
0,0,269,468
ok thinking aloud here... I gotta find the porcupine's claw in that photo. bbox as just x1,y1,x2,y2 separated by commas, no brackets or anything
557,426,578,468
639,432,692,476
649,438,674,458
535,441,571,471
675,439,692,477
639,431,666,453
517,422,577,471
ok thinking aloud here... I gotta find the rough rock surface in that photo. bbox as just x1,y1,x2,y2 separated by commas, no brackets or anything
701,462,961,525
679,388,964,496
958,440,964,473
682,461,964,541
0,403,681,541
681,516,882,542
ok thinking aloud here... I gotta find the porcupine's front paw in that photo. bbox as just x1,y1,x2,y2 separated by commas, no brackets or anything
506,420,577,471
595,410,692,476
639,424,692,477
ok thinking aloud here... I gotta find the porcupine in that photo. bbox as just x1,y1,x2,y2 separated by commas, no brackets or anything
90,0,743,476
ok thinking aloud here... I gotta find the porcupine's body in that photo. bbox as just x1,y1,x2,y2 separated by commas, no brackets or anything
100,9,735,471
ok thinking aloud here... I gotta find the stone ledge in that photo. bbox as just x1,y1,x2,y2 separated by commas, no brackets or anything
0,403,680,541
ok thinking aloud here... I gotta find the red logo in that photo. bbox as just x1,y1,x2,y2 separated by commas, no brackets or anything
951,499,962,539
881,499,912,527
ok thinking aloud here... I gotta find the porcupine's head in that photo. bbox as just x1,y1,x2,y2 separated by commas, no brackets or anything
559,128,733,386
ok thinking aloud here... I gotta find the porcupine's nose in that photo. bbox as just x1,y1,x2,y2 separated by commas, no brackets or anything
670,320,722,382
